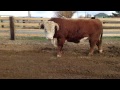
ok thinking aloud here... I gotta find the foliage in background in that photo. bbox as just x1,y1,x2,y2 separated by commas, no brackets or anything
54,11,76,18
112,11,120,17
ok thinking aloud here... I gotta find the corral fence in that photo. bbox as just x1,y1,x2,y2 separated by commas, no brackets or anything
0,16,120,40
0,16,49,40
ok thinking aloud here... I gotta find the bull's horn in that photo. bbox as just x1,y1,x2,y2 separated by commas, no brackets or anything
55,23,59,31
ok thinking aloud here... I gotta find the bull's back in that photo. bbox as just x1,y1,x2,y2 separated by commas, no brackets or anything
77,19,102,34
49,18,102,30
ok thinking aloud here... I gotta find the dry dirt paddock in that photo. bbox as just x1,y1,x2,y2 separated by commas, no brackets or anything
0,38,120,79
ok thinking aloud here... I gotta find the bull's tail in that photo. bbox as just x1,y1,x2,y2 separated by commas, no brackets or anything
98,27,103,53
100,28,103,45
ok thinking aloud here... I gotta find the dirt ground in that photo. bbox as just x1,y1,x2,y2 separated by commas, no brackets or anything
0,39,120,79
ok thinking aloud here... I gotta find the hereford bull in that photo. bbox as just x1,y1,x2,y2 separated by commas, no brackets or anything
41,18,103,57
39,21,59,47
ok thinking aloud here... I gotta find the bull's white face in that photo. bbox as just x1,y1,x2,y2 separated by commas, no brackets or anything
43,21,57,39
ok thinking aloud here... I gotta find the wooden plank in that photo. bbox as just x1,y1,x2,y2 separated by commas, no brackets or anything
15,34,45,37
0,17,9,20
14,20,42,23
103,34,120,36
15,33,120,36
103,24,120,27
15,28,120,32
15,30,43,33
103,29,120,32
0,28,10,30
14,17,49,21
14,29,120,32
15,27,40,29
15,29,44,31
0,33,9,36
14,23,40,27
79,18,120,22
99,18,120,22
0,23,9,26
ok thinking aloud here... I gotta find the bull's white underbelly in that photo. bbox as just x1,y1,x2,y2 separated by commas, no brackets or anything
80,37,89,42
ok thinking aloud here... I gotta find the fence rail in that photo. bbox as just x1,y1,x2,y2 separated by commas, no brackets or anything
0,17,120,40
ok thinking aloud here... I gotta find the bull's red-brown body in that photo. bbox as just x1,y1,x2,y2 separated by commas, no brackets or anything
48,18,103,57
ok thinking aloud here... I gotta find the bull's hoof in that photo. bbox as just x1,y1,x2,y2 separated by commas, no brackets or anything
88,53,93,56
57,54,62,57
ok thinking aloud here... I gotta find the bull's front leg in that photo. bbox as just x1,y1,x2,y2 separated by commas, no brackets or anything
51,38,57,48
57,38,65,57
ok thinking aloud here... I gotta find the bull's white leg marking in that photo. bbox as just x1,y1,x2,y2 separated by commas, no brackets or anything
51,38,57,47
53,38,57,47
99,49,103,53
53,44,57,47
57,54,61,57
98,47,103,53
51,39,54,44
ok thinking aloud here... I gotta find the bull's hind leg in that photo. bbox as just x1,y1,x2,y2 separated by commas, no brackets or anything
57,38,65,57
96,40,103,53
88,38,98,56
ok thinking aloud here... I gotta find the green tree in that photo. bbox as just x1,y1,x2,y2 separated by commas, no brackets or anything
116,11,120,14
112,11,120,17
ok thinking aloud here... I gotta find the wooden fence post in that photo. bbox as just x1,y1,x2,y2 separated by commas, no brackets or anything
9,16,15,40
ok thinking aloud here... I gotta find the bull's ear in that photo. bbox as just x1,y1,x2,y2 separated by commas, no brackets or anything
39,23,44,29
41,24,44,29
